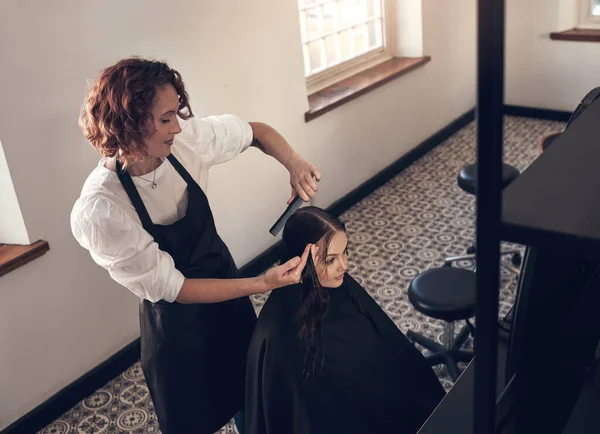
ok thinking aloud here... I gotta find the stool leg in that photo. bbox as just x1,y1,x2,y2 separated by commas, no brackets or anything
408,328,468,382
465,319,476,335
407,330,446,353
425,350,463,381
452,324,471,350
443,321,455,350
425,353,447,366
443,354,461,381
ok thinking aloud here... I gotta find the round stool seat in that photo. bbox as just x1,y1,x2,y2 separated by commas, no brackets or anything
457,163,520,195
540,131,561,153
408,267,476,322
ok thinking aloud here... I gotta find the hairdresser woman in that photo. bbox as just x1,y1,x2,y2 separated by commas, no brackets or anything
70,57,320,434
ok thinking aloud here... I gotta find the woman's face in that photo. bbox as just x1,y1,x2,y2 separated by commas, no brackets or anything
314,231,349,288
143,84,182,159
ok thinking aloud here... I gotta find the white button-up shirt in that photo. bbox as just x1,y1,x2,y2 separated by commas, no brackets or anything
71,114,253,303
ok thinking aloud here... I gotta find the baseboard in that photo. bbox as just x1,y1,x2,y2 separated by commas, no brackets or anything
240,107,476,277
326,108,476,217
503,105,572,122
2,339,141,434
3,107,475,433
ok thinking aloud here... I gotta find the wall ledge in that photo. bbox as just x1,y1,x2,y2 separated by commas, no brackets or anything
0,240,50,277
305,56,431,122
550,28,600,43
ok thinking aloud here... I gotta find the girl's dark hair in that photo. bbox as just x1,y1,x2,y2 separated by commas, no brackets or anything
281,206,346,379
79,56,193,167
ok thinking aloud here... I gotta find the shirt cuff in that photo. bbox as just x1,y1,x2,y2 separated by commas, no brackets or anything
240,118,254,153
163,269,186,303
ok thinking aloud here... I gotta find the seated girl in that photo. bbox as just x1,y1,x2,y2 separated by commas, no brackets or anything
245,206,446,434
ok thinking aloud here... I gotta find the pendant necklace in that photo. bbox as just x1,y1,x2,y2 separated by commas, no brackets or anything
137,169,157,189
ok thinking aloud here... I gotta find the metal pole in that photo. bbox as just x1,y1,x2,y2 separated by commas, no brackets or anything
475,0,504,432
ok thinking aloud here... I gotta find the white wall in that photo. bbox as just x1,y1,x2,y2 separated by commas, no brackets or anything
0,140,30,245
0,0,475,428
506,0,600,111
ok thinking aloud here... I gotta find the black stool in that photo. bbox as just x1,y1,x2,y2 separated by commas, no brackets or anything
456,163,520,195
445,163,522,273
406,267,476,381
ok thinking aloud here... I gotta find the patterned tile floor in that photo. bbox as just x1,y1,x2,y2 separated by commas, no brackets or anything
37,116,564,434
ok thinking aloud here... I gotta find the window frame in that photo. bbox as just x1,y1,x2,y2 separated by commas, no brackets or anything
301,0,396,94
578,0,600,29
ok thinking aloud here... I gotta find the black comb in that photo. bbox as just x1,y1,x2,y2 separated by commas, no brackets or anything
269,195,304,236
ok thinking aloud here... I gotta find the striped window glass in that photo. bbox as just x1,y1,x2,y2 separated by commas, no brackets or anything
299,0,385,77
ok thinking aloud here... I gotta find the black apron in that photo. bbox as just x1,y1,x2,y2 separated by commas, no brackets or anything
116,154,257,434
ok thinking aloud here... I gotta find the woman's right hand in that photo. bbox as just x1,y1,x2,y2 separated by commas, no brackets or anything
262,244,314,292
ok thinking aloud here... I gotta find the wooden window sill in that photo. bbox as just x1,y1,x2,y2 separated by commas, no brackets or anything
550,28,600,43
0,240,50,277
305,56,431,122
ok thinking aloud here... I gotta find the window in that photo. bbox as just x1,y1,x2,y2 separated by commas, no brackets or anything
299,0,392,93
578,0,600,28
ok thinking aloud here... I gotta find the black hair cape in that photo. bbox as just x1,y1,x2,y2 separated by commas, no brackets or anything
245,273,446,434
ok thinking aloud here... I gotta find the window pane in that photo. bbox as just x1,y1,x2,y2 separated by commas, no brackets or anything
305,6,321,42
594,0,600,16
367,19,383,49
308,40,323,72
299,0,386,77
339,0,367,29
322,2,337,33
354,23,368,54
339,28,355,60
369,0,382,18
324,34,341,66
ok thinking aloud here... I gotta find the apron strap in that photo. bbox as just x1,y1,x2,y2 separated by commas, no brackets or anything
115,157,155,234
167,154,199,188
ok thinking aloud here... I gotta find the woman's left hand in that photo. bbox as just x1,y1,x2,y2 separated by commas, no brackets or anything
286,152,321,204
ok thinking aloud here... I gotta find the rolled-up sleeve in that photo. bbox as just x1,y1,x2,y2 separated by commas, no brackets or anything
71,196,184,303
179,114,253,167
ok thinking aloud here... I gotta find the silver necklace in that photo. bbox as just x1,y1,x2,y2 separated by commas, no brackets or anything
136,169,157,189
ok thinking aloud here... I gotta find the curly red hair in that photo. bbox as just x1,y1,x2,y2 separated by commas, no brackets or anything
79,57,193,167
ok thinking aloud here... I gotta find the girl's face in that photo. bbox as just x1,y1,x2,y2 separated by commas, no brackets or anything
314,231,349,288
143,84,182,159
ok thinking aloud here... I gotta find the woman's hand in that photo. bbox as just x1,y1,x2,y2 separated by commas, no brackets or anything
262,244,315,291
247,122,321,205
177,245,317,303
286,152,321,205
